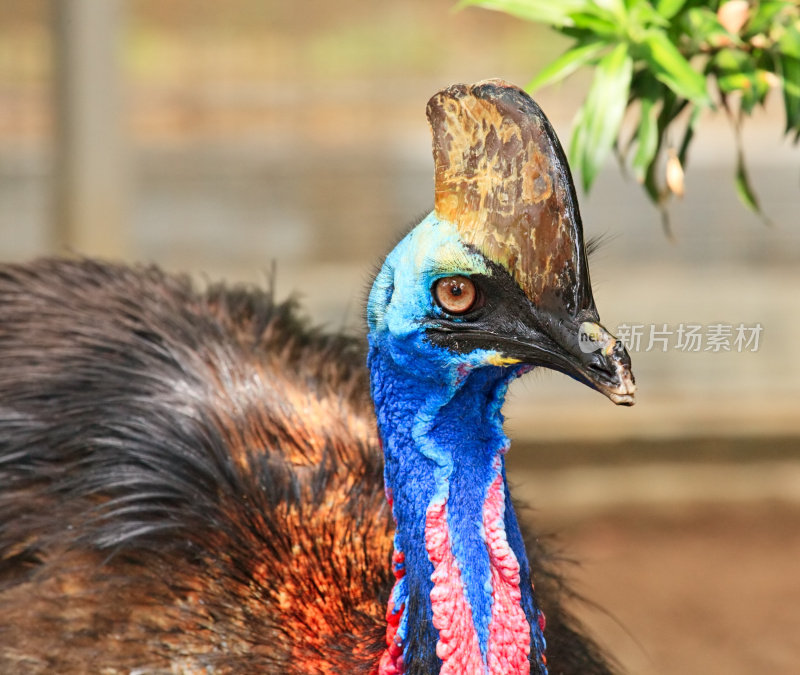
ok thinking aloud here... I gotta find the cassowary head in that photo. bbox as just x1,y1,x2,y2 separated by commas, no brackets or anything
368,79,635,405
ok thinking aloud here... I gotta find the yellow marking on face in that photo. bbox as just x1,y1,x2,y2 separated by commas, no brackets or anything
603,339,617,357
486,353,521,366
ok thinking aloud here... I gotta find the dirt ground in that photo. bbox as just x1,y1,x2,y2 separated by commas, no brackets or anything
544,501,800,675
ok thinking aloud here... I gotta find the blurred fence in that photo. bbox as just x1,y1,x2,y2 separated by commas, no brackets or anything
0,0,799,443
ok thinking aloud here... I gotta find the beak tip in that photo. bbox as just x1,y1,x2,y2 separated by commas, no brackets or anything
609,391,636,406
577,325,636,407
604,370,636,406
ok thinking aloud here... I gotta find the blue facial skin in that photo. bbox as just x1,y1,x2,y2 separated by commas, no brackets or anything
367,212,547,673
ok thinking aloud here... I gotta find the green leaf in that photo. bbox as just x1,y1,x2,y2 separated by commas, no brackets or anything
683,7,731,48
734,145,761,214
711,48,764,113
570,105,589,189
570,103,586,165
749,69,772,109
568,10,621,38
654,0,686,20
712,47,753,73
780,54,800,135
570,42,634,191
643,147,663,204
626,0,670,30
778,20,800,60
629,73,663,183
632,97,659,182
678,103,701,167
727,110,768,220
717,72,752,93
746,1,794,37
456,0,589,27
526,40,607,91
653,88,687,164
639,82,681,208
639,29,711,105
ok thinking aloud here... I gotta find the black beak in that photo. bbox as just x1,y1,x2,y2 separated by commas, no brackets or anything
505,317,636,406
426,275,636,407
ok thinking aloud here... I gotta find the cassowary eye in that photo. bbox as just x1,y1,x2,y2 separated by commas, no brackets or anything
433,276,479,315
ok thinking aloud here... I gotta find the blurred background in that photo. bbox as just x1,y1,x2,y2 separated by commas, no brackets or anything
1,1,798,672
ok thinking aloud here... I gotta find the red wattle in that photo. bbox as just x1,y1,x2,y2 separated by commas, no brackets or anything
377,597,405,675
484,458,531,674
377,545,407,675
425,498,484,675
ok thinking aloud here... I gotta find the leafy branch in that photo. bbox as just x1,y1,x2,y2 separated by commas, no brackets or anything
459,0,800,229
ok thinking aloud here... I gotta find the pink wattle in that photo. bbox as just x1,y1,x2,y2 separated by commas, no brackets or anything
377,551,406,675
377,461,538,674
425,498,484,674
484,457,531,674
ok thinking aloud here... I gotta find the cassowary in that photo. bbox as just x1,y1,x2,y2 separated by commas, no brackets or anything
0,80,634,674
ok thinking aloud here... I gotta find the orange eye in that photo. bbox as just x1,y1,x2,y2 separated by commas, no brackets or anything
433,276,478,315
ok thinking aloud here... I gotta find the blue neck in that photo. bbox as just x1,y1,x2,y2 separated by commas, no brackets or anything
367,337,547,673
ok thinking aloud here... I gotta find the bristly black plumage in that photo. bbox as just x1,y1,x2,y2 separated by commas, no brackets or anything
0,258,613,674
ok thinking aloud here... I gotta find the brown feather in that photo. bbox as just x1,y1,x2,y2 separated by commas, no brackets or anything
0,258,612,674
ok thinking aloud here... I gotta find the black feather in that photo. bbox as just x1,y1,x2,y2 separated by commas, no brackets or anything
0,258,614,674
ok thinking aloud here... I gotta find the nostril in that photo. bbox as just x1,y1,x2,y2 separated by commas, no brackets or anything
586,354,613,378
